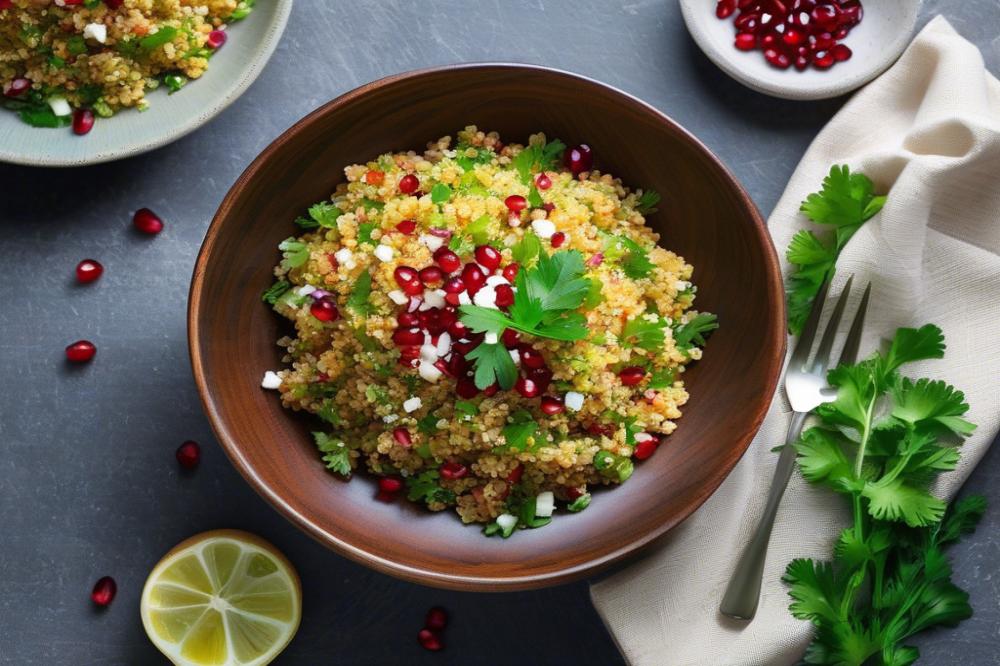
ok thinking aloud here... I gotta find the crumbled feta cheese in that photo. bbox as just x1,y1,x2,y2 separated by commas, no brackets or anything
507,213,522,228
47,97,71,117
382,414,399,423
509,349,520,366
334,248,355,268
403,396,423,412
400,469,410,478
374,244,394,262
634,432,655,443
485,275,509,287
418,361,442,383
387,290,408,305
419,234,444,252
535,491,555,517
420,344,438,363
436,332,452,357
484,331,499,345
458,291,471,305
296,285,316,297
83,23,107,43
423,288,446,309
473,286,498,309
674,280,691,292
531,219,556,239
260,371,282,390
496,513,518,531
564,391,585,411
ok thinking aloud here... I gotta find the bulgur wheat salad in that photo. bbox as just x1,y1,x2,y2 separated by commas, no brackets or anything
0,0,254,134
261,127,717,538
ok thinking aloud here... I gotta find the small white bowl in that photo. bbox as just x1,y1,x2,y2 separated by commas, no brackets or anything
679,0,920,100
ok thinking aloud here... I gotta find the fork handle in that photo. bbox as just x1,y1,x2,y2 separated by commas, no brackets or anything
719,410,809,620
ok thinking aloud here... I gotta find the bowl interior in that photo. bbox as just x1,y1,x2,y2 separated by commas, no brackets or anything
0,0,292,167
190,64,785,590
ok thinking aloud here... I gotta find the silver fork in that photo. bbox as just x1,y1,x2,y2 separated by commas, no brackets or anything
719,275,871,620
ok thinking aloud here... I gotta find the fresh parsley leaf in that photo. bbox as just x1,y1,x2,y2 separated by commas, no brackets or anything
278,238,309,270
67,36,87,55
635,189,661,214
307,201,342,229
406,470,455,506
261,279,291,304
346,269,373,315
163,74,187,93
416,413,439,435
603,235,654,279
583,278,604,309
466,342,517,390
455,143,494,170
527,185,544,209
513,138,566,184
526,249,590,311
317,401,342,426
567,493,591,512
140,26,178,50
502,410,538,452
230,0,255,20
511,232,542,266
465,214,492,245
622,316,665,351
673,313,718,352
648,367,675,389
312,432,351,476
18,107,70,128
430,183,452,204
357,222,377,246
454,400,479,419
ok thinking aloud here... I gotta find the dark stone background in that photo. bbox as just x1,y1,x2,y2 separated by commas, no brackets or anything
1,1,997,664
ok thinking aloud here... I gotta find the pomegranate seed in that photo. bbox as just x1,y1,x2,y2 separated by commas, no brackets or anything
433,248,462,274
495,284,515,308
398,174,420,194
813,32,835,50
398,311,420,327
75,259,103,283
520,347,545,369
716,0,736,18
474,245,502,271
795,53,810,70
461,263,486,294
423,310,448,336
91,576,117,607
456,377,479,398
566,486,584,500
515,376,540,398
392,328,424,346
429,227,452,239
504,195,527,213
587,423,614,437
419,266,445,286
542,202,555,213
550,232,566,248
507,464,524,484
529,366,553,391
396,219,417,234
587,253,604,267
440,461,468,480
810,4,839,32
760,32,779,49
418,628,443,652
175,440,200,469
379,476,403,494
564,144,593,175
310,298,340,322
634,437,659,460
501,263,519,281
4,77,30,98
434,358,453,377
398,346,420,365
206,29,227,49
443,277,466,294
813,50,835,68
66,340,96,363
438,307,457,328
394,265,419,287
540,395,565,415
832,26,849,40
764,47,791,69
104,0,124,7
392,428,412,447
482,383,499,397
501,328,519,347
831,43,852,61
735,32,757,51
535,173,552,190
365,170,384,185
425,606,448,631
619,366,646,386
447,320,469,339
734,12,760,32
783,27,805,46
133,208,163,235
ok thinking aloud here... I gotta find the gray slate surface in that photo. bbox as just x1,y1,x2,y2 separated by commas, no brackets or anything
1,1,998,664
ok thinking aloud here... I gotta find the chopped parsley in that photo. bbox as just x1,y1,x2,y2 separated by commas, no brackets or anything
648,368,676,389
278,238,309,270
501,410,539,452
297,201,342,229
139,26,178,51
406,470,455,506
163,74,187,94
417,413,439,434
510,231,542,266
313,432,351,477
621,316,665,351
357,222,377,246
673,313,718,353
603,234,654,279
635,190,661,214
513,137,566,184
346,268,373,315
261,279,291,305
430,183,452,204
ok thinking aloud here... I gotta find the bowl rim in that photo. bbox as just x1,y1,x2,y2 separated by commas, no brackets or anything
188,62,787,590
0,0,293,168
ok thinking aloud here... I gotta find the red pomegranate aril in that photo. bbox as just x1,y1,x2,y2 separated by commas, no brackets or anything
398,173,420,194
206,29,227,49
403,279,423,296
831,43,852,61
419,266,445,286
734,32,756,50
175,440,200,469
535,173,552,190
507,464,524,484
501,328,519,347
392,427,412,447
438,307,456,327
515,376,540,398
396,218,417,235
447,319,469,339
379,477,403,494
566,486,584,501
393,265,419,288
461,263,486,292
474,245,502,270
501,263,519,281
764,47,791,69
564,144,593,175
4,77,30,98
839,3,861,26
529,366,553,390
133,208,163,235
833,26,849,40
418,628,443,652
734,11,759,32
716,0,736,18
456,378,479,399
425,606,448,632
760,32,778,49
91,576,117,607
782,27,805,46
310,298,340,322
433,247,462,273
495,284,515,308
587,423,614,437
482,383,499,397
504,195,527,213
75,259,103,283
619,366,646,386
810,4,839,31
398,346,421,365
66,340,96,363
392,327,424,346
398,311,420,327
813,50,835,68
440,461,468,480
540,395,565,415
794,53,810,70
813,32,835,50
104,0,124,7
550,231,567,248
520,347,545,369
634,437,658,460
443,276,466,294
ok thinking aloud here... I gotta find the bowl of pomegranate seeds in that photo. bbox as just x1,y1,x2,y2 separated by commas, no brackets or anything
190,64,786,590
680,0,920,100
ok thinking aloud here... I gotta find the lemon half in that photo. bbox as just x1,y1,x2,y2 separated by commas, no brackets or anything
140,530,301,666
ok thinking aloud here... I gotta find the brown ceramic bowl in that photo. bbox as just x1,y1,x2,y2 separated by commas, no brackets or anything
189,64,785,591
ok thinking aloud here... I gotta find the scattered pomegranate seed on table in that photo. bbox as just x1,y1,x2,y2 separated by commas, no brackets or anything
132,208,164,235
206,29,227,49
90,576,117,607
418,628,443,652
75,259,103,284
175,441,201,469
72,109,95,136
65,340,96,363
425,607,448,632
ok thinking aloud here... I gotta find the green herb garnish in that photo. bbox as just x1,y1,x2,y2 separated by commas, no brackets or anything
635,190,661,214
313,432,351,477
406,470,455,506
673,313,718,354
278,238,309,270
501,410,539,452
430,183,452,204
140,26,179,50
261,279,291,305
346,269,373,315
162,74,187,94
513,137,566,184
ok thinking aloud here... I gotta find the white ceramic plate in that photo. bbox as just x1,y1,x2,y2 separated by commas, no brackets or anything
0,0,292,167
680,0,920,100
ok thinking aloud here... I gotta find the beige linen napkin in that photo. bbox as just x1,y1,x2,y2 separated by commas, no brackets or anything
591,16,1000,666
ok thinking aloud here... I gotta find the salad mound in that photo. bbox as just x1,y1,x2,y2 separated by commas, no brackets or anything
262,126,716,537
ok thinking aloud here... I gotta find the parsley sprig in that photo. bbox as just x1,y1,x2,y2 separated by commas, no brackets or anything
787,165,887,334
459,250,591,389
512,137,566,184
785,324,985,663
